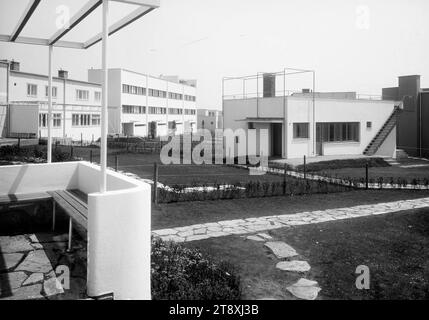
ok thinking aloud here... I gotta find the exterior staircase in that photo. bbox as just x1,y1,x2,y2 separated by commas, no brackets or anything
364,106,401,156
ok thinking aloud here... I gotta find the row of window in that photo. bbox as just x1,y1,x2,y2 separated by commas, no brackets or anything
122,83,196,101
39,113,100,127
122,104,195,115
72,114,101,126
27,84,101,102
122,84,146,95
292,122,360,142
39,113,61,128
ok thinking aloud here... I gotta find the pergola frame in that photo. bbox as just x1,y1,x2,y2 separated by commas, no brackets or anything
222,67,317,156
0,0,160,193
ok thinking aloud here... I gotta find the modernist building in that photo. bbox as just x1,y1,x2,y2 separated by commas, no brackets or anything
382,75,429,158
223,72,401,159
0,60,102,141
88,69,197,138
197,108,223,133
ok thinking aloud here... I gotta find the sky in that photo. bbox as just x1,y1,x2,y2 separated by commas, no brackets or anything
0,0,428,110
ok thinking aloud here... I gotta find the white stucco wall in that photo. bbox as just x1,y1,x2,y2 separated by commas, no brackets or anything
223,96,397,158
0,162,152,300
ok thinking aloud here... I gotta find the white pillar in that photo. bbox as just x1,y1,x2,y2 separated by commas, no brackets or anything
100,0,109,193
47,45,53,163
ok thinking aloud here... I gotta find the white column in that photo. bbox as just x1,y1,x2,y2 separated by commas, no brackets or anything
47,45,53,163
100,0,109,193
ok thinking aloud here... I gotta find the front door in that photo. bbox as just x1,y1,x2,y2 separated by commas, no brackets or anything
271,123,282,157
316,123,323,156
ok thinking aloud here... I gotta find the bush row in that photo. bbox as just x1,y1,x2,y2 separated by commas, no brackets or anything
157,177,351,203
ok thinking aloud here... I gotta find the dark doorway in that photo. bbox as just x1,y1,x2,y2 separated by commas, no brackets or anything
149,121,157,139
316,123,323,156
271,123,282,157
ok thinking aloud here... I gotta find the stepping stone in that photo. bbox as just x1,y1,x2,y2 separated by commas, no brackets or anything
286,278,321,300
246,235,265,242
0,235,33,253
43,277,64,297
276,261,311,272
0,253,24,272
257,233,273,240
22,273,44,286
15,250,53,273
264,241,298,258
0,284,43,300
0,272,27,291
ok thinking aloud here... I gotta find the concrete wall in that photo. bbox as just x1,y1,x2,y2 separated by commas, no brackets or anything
89,69,197,137
375,127,397,158
285,97,395,157
9,104,39,136
224,96,396,158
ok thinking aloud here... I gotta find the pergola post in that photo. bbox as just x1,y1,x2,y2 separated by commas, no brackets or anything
47,45,53,163
100,0,109,193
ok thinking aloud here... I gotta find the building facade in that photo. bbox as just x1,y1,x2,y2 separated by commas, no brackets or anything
88,69,197,138
0,60,102,141
197,108,223,133
223,72,401,159
382,75,429,158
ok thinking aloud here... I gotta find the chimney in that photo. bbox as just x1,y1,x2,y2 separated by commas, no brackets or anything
263,73,276,97
10,60,20,71
58,69,69,79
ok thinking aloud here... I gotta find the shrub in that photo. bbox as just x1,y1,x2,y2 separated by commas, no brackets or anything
151,238,241,300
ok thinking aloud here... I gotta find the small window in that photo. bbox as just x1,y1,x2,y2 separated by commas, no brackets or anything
366,121,372,129
293,123,309,139
27,84,37,97
76,89,89,101
45,86,57,98
92,114,101,126
53,114,61,127
95,91,101,102
248,122,254,129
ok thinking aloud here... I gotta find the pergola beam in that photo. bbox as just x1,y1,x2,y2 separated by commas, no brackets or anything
49,0,102,45
84,6,155,49
10,0,41,41
0,34,84,49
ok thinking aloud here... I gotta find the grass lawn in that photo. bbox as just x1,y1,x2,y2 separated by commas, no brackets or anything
319,158,429,181
184,208,429,299
152,189,429,229
71,149,284,185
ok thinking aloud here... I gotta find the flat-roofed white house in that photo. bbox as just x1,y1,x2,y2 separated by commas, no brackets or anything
1,60,102,141
223,72,401,159
88,69,197,138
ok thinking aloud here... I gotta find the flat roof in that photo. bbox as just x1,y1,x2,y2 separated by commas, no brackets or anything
11,70,101,86
95,68,197,88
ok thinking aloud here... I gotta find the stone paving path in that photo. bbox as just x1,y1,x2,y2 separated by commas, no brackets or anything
152,197,429,242
0,233,87,300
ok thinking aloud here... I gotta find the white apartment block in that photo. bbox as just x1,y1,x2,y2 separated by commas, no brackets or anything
197,108,223,133
223,72,401,159
0,60,102,141
88,69,197,138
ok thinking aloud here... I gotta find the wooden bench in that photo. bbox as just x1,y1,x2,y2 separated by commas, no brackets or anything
48,190,88,252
